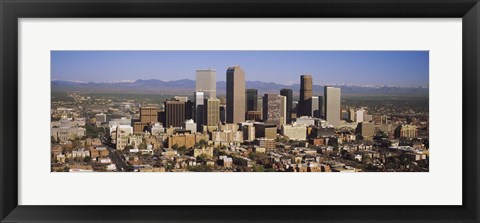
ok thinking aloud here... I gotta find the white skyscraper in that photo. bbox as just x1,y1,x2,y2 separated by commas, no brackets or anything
324,86,341,127
196,69,216,99
356,108,365,123
311,96,320,118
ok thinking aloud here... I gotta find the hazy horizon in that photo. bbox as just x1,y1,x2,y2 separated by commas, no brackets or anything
51,78,429,88
51,50,429,87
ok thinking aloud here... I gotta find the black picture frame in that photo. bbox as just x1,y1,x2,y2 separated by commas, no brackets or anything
1,0,479,222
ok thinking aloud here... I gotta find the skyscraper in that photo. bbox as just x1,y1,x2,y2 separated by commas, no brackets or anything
164,100,186,128
324,86,341,127
349,108,356,122
356,108,365,123
299,75,313,117
246,111,262,121
357,122,375,140
226,65,245,124
311,96,320,118
247,91,261,121
204,98,220,127
173,96,188,103
140,107,158,124
245,89,258,112
219,105,226,124
257,97,263,118
292,101,298,118
196,69,216,99
280,88,293,124
318,96,324,119
185,100,194,120
263,94,284,128
194,91,205,132
279,95,287,127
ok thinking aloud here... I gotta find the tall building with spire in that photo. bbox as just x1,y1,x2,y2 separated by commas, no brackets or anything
299,75,313,117
226,65,245,124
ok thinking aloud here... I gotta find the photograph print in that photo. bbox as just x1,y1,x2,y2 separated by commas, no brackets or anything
50,51,429,172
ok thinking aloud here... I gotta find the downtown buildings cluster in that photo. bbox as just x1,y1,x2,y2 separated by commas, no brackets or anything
51,65,429,172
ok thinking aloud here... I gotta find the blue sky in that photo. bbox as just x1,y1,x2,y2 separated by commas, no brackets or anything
51,51,429,86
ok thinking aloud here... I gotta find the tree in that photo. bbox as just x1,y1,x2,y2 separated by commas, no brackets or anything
276,136,289,143
72,140,83,149
213,147,220,157
374,131,387,140
196,154,210,165
188,164,213,172
248,152,257,160
197,139,207,147
264,167,276,172
83,156,91,163
362,155,372,165
85,125,106,138
363,163,377,172
177,146,187,155
252,164,265,172
51,136,57,144
139,141,147,150
385,162,399,171
165,161,174,171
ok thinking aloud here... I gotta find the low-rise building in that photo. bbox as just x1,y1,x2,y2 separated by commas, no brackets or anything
194,147,214,158
233,156,254,168
106,164,117,171
395,124,418,138
281,123,307,140
51,124,86,142
219,156,233,168
239,122,256,142
99,157,112,164
168,133,197,149
116,133,129,151
97,147,109,157
356,122,375,140
254,123,277,139
55,154,66,163
89,148,100,159
151,123,165,135
71,148,90,158
183,119,197,133
255,138,276,150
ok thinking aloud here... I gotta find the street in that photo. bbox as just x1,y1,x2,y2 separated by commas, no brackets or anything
100,135,131,171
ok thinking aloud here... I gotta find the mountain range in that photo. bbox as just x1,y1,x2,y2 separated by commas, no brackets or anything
51,79,429,96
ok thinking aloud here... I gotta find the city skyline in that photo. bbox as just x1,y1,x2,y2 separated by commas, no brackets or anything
51,51,429,87
51,51,429,173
